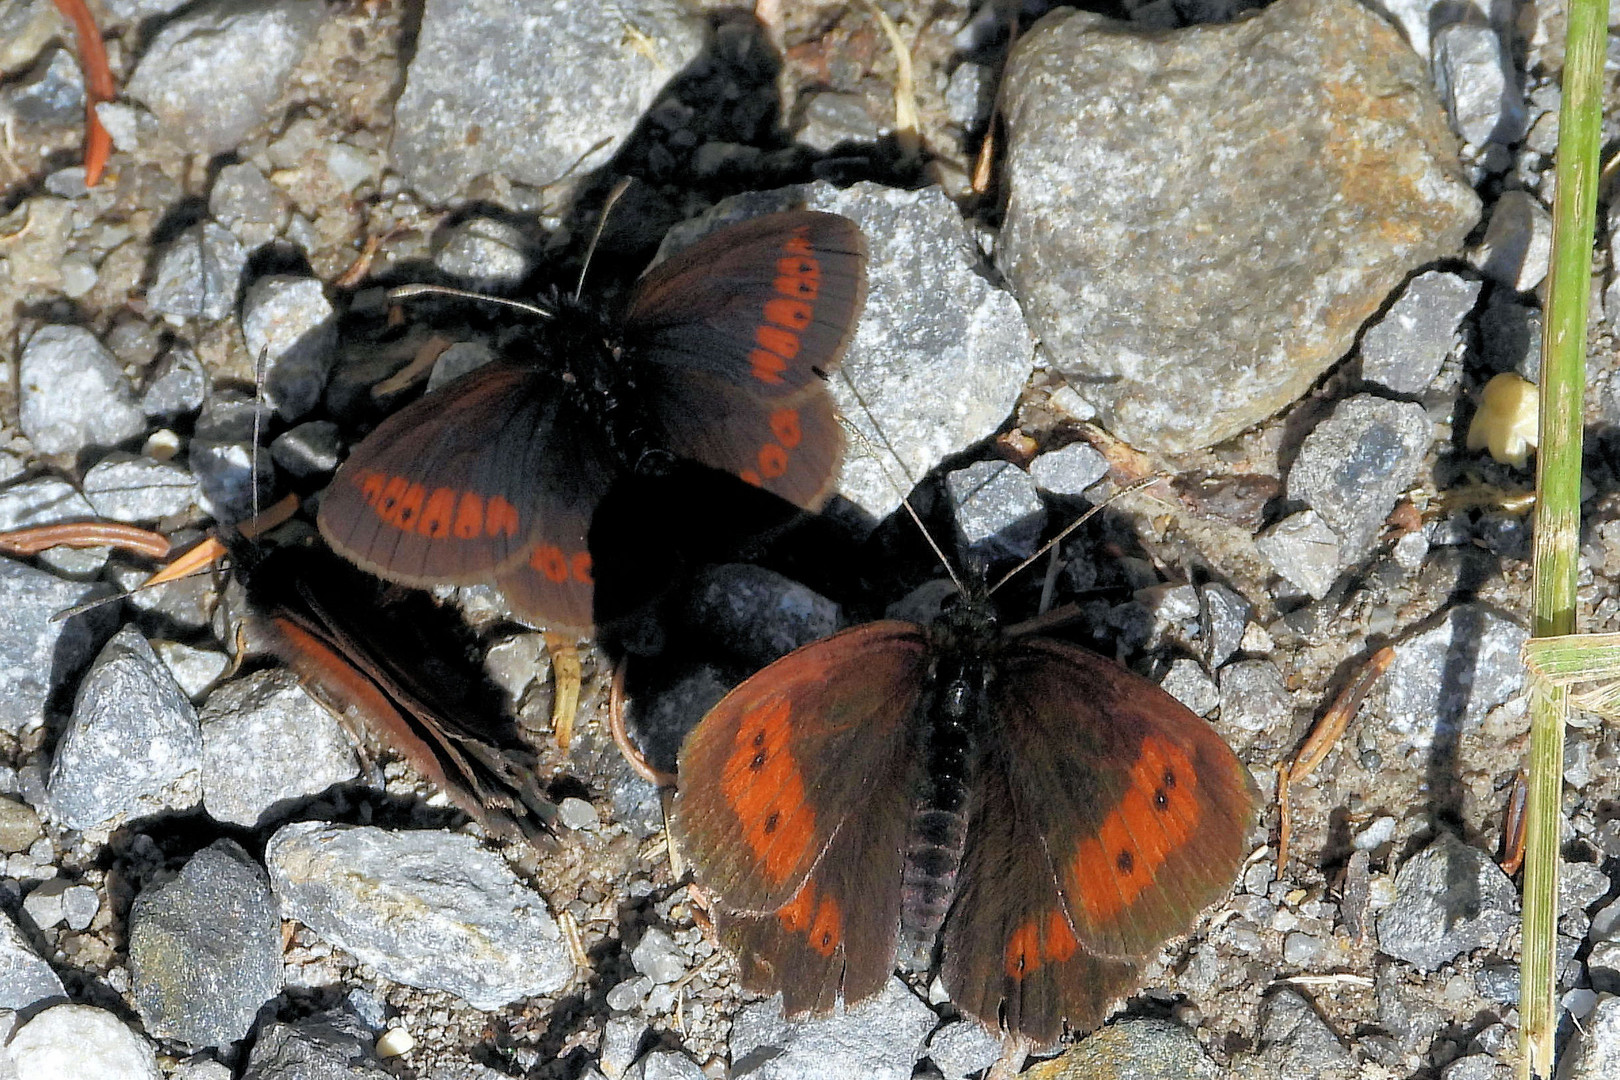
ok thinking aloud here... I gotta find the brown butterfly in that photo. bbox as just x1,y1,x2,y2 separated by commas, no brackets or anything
672,592,1257,1045
317,211,868,633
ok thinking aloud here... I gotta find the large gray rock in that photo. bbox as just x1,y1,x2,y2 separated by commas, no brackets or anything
124,0,326,156
18,326,146,455
728,976,936,1080
1376,831,1520,970
6,1004,162,1080
240,1012,392,1080
47,626,203,831
0,557,118,735
265,823,573,1010
1373,604,1526,752
996,0,1478,452
129,840,283,1049
200,669,360,828
0,907,66,1010
391,0,703,204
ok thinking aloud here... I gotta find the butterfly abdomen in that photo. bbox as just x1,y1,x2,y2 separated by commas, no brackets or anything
897,652,984,971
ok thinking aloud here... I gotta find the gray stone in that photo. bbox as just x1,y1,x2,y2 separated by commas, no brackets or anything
1288,395,1432,564
127,844,280,1051
1470,190,1553,293
1564,861,1611,916
189,440,276,525
47,626,203,831
141,345,209,422
194,390,274,445
7,1004,161,1080
153,641,230,701
1561,993,1620,1080
926,1018,1003,1080
102,0,193,23
1038,1018,1221,1077
1374,604,1526,751
945,62,993,130
601,1014,647,1078
22,877,68,928
209,161,288,249
1441,1053,1508,1080
556,797,598,832
1367,0,1500,61
0,1,60,76
996,0,1477,452
1589,941,1620,994
946,459,1047,561
60,884,99,931
1257,509,1342,599
240,275,338,420
18,326,146,455
270,420,342,478
662,182,1034,520
0,907,65,1010
0,557,118,735
1257,987,1356,1078
1376,831,1520,970
630,927,685,985
391,0,703,204
0,477,96,531
433,216,532,290
1,47,83,127
1161,659,1220,716
125,0,325,156
265,822,572,1010
1359,272,1482,393
146,223,248,322
1218,659,1291,754
82,453,197,522
728,976,935,1080
1431,24,1525,148
684,565,839,670
241,1012,391,1080
1028,442,1109,497
628,1050,704,1080
200,669,360,828
795,92,883,152
1201,582,1250,668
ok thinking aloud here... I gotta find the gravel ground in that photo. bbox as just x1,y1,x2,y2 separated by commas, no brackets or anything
2,1,1620,1078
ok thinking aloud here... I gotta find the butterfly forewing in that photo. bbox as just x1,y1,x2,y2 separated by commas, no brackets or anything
628,210,866,509
992,638,1258,962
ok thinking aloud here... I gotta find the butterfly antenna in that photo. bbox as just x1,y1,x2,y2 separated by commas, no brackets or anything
987,473,1164,597
250,345,268,526
833,369,967,593
387,284,556,321
574,177,634,302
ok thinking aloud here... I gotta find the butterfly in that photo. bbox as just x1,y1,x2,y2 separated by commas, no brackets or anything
317,211,868,633
670,591,1258,1045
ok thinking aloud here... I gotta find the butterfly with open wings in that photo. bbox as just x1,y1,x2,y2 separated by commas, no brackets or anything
317,211,868,633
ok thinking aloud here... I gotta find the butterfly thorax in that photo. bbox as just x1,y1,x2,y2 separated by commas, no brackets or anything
528,293,663,473
897,598,1003,971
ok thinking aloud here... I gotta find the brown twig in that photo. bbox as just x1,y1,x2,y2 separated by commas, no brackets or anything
51,0,114,186
1276,646,1395,870
1500,770,1529,876
0,521,169,558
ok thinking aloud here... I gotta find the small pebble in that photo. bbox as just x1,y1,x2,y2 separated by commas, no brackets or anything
375,1025,416,1058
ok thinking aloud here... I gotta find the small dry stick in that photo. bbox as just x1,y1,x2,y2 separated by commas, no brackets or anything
51,0,114,186
1499,770,1529,877
0,521,170,559
543,632,582,751
1276,646,1395,869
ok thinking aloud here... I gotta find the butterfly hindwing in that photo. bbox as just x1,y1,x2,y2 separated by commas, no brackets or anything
992,638,1258,962
939,750,1141,1046
627,210,866,509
